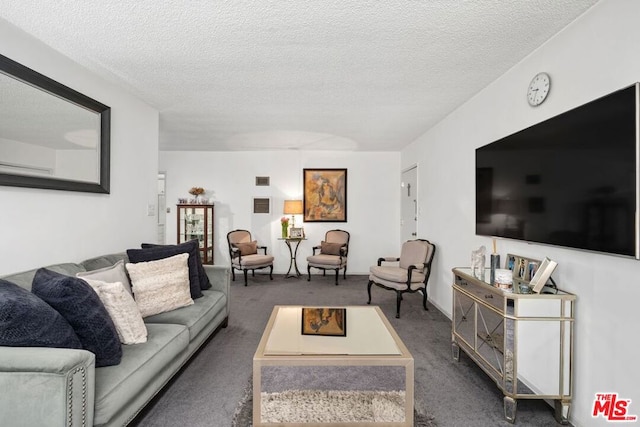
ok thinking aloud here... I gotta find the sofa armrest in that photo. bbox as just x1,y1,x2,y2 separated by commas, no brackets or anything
0,346,95,427
203,265,231,314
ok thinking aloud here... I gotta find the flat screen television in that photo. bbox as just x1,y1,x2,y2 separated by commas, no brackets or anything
476,83,638,258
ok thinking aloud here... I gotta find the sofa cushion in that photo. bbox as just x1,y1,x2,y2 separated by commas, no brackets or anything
125,253,194,318
128,242,203,299
80,253,129,272
31,268,122,367
81,278,147,345
142,240,211,290
93,323,189,426
77,260,133,295
0,279,82,349
144,289,226,340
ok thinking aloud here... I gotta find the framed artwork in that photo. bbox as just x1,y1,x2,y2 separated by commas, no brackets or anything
289,227,303,238
303,169,347,222
301,307,346,337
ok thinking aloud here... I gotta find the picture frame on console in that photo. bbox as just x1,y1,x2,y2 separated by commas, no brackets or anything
301,308,346,337
289,227,303,238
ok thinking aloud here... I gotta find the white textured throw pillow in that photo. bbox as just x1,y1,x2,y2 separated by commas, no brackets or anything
125,253,194,317
81,278,148,344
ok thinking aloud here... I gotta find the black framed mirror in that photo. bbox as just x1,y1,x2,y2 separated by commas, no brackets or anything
0,53,110,193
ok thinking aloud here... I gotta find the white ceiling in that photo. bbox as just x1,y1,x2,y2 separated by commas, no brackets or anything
0,0,600,152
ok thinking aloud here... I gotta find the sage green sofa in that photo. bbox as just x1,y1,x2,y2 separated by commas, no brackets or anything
0,252,230,427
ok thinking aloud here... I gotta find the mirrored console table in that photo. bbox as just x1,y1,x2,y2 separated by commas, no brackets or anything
451,267,575,424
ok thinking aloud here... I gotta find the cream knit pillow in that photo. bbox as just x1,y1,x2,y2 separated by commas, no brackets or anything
81,278,147,345
125,253,194,318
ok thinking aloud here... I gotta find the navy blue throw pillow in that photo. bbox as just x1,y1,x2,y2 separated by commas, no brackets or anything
141,240,212,291
129,241,204,299
0,279,82,349
31,269,122,367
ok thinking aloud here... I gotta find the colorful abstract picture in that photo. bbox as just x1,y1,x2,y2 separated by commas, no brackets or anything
303,169,347,222
301,307,347,337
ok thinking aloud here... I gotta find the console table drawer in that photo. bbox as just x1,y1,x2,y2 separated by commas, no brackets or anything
454,274,503,312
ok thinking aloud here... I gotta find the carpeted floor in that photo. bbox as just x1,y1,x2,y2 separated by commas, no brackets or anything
130,274,568,427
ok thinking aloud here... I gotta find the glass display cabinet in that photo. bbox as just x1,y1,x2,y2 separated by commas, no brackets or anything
176,204,214,264
451,267,575,424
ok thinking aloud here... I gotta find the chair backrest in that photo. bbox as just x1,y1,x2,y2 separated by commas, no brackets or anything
325,229,349,244
227,229,252,247
399,239,435,272
325,229,350,254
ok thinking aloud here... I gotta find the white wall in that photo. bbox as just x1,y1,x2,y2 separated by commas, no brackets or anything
159,150,401,275
0,21,159,275
402,1,639,426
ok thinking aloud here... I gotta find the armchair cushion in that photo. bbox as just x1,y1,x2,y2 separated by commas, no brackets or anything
320,241,344,256
234,241,258,256
308,254,346,267
232,254,274,268
369,266,426,288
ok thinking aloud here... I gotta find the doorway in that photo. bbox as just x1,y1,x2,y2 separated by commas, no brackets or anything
157,172,167,244
401,166,418,242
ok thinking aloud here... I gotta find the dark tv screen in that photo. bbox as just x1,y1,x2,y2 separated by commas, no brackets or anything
476,84,638,257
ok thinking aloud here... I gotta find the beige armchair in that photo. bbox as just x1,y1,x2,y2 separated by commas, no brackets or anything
306,229,350,286
227,229,274,286
367,239,436,318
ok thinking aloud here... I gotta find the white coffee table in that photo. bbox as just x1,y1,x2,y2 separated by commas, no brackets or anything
253,305,414,426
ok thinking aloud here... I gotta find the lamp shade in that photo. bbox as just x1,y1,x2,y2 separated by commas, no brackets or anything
283,199,303,215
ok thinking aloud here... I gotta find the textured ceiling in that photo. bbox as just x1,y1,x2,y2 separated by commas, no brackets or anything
0,0,599,151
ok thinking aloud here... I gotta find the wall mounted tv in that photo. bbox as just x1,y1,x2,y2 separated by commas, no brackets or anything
476,83,639,258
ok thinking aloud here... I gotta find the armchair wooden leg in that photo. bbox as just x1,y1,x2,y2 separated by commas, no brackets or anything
422,288,429,311
395,291,402,318
367,281,373,304
231,268,236,281
269,265,274,280
343,267,347,280
243,270,248,286
307,265,311,282
334,269,339,286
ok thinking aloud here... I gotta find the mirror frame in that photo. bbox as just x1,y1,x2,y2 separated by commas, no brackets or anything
0,53,110,193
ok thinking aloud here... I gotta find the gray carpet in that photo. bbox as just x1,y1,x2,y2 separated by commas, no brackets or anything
130,274,568,427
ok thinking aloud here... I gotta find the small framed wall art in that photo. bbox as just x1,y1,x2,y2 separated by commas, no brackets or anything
303,168,347,222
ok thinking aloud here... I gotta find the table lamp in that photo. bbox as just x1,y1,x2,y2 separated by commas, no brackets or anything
283,200,303,228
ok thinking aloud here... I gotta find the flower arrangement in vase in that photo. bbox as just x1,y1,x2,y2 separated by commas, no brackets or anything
280,217,289,238
188,186,205,204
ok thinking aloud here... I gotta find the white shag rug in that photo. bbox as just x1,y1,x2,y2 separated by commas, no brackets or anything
260,389,406,423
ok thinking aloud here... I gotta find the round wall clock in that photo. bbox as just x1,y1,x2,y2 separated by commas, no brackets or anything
527,72,551,106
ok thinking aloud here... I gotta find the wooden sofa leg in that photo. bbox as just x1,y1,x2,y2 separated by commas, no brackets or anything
243,270,248,286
